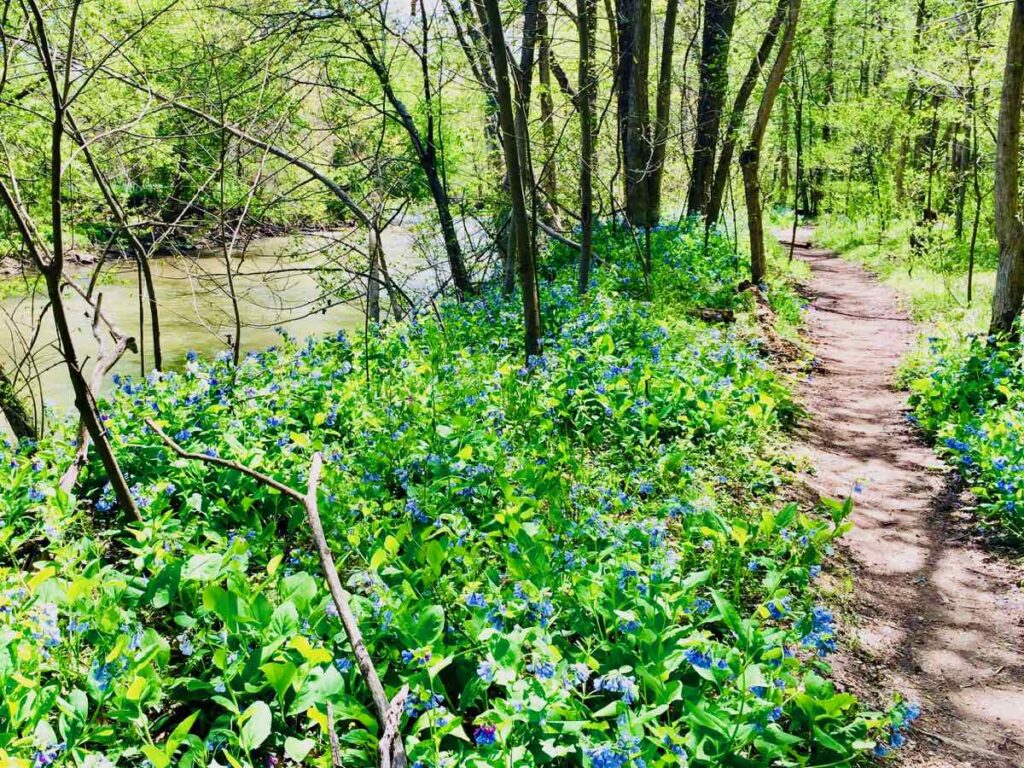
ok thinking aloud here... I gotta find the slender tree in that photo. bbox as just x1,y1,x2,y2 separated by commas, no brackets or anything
577,0,598,293
649,0,680,218
616,0,655,226
334,2,476,299
482,0,543,358
0,0,141,519
989,0,1024,337
706,0,789,225
739,0,801,284
686,0,738,217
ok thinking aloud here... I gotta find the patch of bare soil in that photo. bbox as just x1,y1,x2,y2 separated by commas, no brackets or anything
781,226,1024,767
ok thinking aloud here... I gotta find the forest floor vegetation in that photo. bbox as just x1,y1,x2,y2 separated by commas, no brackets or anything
0,223,916,767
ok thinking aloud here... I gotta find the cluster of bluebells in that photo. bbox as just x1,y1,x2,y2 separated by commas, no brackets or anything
800,606,838,657
908,333,1024,541
873,701,921,757
0,224,900,767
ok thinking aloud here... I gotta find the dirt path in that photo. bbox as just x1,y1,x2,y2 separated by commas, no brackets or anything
782,226,1024,767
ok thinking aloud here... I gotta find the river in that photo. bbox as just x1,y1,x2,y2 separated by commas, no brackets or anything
0,223,460,421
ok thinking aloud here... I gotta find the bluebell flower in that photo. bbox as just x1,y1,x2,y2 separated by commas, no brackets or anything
528,660,556,679
592,672,638,704
684,649,712,669
690,598,712,615
90,662,114,691
474,724,497,746
767,598,790,620
571,662,592,685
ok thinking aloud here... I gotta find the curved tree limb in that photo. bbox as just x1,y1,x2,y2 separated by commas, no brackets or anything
145,420,407,768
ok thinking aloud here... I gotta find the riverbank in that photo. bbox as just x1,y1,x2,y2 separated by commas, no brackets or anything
0,220,467,415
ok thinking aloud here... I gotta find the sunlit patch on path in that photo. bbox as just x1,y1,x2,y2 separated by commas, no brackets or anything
782,225,1024,768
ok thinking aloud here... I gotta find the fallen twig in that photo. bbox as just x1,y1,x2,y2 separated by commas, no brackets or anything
146,419,407,768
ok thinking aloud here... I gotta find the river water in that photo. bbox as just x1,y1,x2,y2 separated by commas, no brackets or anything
0,224,457,419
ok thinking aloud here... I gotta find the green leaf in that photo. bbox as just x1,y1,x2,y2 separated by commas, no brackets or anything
182,554,222,582
285,737,315,762
711,590,749,648
141,745,170,768
812,725,851,755
414,605,445,645
239,701,272,751
280,572,318,611
261,662,297,698
167,710,200,755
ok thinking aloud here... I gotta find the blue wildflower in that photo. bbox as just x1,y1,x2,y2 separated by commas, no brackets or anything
474,723,497,746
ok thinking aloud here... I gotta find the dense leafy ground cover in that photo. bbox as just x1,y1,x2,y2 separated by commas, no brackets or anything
904,335,1024,544
0,226,912,768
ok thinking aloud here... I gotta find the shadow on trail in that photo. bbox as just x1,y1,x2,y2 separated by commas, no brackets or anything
782,225,1024,768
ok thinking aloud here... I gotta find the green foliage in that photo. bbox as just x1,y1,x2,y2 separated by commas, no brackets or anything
814,214,996,332
905,334,1024,542
0,228,904,766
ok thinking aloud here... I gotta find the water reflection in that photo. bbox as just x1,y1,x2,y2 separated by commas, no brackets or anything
0,225,449,418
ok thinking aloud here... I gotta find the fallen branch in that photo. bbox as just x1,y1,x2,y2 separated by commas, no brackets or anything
326,702,343,767
537,220,581,250
145,420,407,768
379,685,409,768
59,293,137,499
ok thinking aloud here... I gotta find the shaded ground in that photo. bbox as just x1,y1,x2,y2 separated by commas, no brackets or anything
782,226,1024,767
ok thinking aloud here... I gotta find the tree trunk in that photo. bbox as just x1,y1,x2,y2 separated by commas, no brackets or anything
706,0,788,224
616,0,655,227
47,119,141,519
346,22,475,299
649,0,680,220
951,123,970,239
513,0,542,268
367,229,382,324
794,83,804,217
778,93,790,202
538,0,559,223
0,364,36,441
577,0,598,293
741,0,801,284
821,0,836,146
895,0,928,204
989,0,1024,337
482,0,543,358
67,114,164,371
685,0,738,217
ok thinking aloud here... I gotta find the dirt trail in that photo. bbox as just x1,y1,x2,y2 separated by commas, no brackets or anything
782,226,1024,767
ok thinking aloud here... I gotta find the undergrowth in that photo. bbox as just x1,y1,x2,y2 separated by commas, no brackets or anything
0,224,912,768
902,334,1024,544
